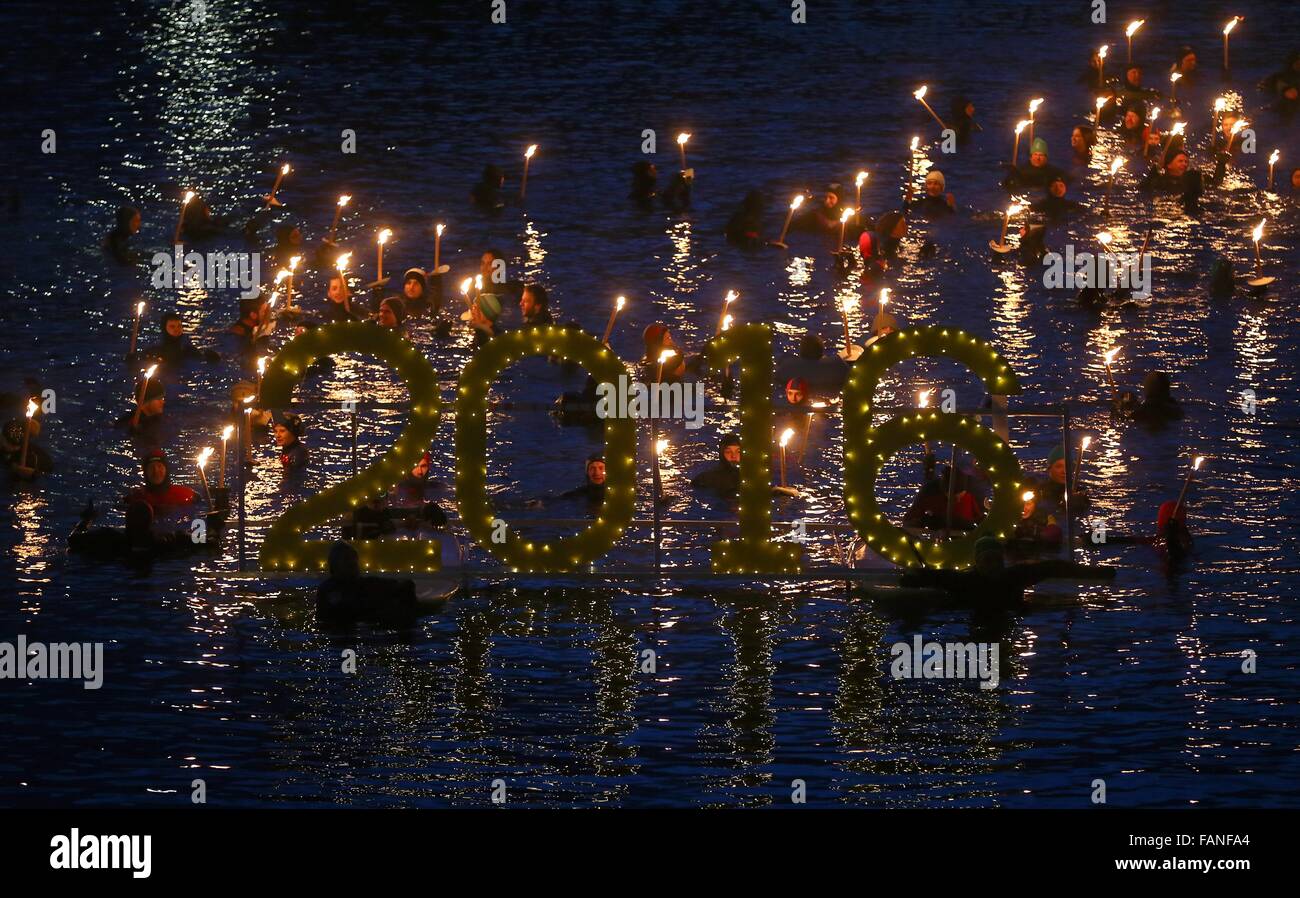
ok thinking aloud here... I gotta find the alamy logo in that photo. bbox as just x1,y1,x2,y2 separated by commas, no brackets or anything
595,375,706,429
1042,243,1150,298
890,635,1000,689
49,829,151,879
151,245,262,298
0,635,103,689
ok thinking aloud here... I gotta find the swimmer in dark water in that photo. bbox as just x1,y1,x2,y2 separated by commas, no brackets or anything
138,312,220,366
229,292,274,344
273,413,308,471
691,433,741,498
1016,446,1090,546
1170,46,1198,81
527,453,608,511
471,164,506,210
322,272,364,323
69,499,215,565
1119,101,1159,158
377,296,405,332
1002,139,1068,191
1080,48,1109,90
315,540,422,624
1069,126,1096,165
899,536,1114,605
116,376,166,438
859,211,907,279
1155,500,1193,562
639,323,701,385
1140,145,1204,213
1117,63,1162,107
726,191,766,248
466,291,502,347
903,465,984,531
105,206,141,265
662,170,692,212
800,185,845,233
949,96,979,142
2,416,52,477
908,170,956,218
271,224,304,269
1128,371,1183,424
400,268,433,315
1261,52,1300,110
125,448,197,512
1031,175,1084,224
776,377,812,432
519,283,554,326
630,160,658,208
178,193,223,243
774,334,848,399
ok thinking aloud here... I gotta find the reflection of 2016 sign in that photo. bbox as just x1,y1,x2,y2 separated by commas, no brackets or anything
258,322,1025,575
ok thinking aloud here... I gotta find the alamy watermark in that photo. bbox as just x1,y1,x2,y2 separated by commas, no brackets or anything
1042,244,1151,298
890,635,1000,689
1,634,103,689
595,375,706,429
151,246,262,298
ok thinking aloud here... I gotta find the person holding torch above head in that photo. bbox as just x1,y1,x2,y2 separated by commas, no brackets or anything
323,257,364,323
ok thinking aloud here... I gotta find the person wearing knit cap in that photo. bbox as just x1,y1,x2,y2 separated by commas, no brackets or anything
858,212,908,279
378,296,406,331
1031,175,1084,224
1131,371,1183,424
548,453,608,510
1003,138,1068,191
273,412,308,471
691,434,742,498
908,170,956,218
639,323,701,385
142,312,220,367
1020,445,1091,543
464,291,502,347
1140,146,1203,213
774,334,849,399
116,376,166,437
125,448,197,512
1118,63,1162,107
401,268,432,314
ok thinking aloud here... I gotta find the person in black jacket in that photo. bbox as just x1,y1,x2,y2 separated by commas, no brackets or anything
691,434,741,497
273,413,308,471
900,536,1113,605
105,206,141,265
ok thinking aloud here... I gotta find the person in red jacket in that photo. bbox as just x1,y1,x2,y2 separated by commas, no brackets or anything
126,448,197,511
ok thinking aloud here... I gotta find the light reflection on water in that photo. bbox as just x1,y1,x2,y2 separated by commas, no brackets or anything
1,0,1298,807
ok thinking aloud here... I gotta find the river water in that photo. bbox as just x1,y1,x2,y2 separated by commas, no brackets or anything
1,0,1297,807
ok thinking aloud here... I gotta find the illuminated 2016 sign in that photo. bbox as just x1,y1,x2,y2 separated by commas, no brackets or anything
257,321,1026,574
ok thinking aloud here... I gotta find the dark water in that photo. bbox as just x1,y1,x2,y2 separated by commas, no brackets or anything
2,1,1298,807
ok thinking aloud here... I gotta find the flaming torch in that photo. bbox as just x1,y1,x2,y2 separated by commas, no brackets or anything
1126,19,1144,65
1227,118,1248,154
1169,72,1182,103
1223,17,1240,71
327,194,351,243
1248,218,1274,286
656,349,677,384
914,86,948,131
376,228,392,282
1011,119,1029,165
1268,149,1280,190
1160,122,1187,167
855,171,868,218
676,132,690,171
137,363,158,406
1028,97,1044,147
196,447,214,509
219,424,234,488
174,190,195,243
265,162,290,208
778,427,795,488
716,290,737,336
602,294,626,345
1173,456,1207,518
1104,156,1125,216
520,144,538,200
129,301,145,355
1101,347,1120,402
1097,44,1109,84
18,399,37,472
990,202,1023,253
771,194,804,249
434,223,445,272
1073,435,1092,491
837,207,854,252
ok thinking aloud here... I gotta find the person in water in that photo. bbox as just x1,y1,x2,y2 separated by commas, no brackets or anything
466,291,502,346
271,224,304,270
726,190,766,248
1,416,52,477
137,312,219,366
1140,145,1203,213
400,267,438,315
126,448,197,512
117,376,166,438
903,465,984,531
949,96,979,143
662,170,692,212
529,453,608,511
1262,52,1300,105
691,433,741,498
800,185,846,233
1156,500,1193,561
639,323,699,384
471,164,506,210
323,272,364,323
105,206,141,265
858,211,907,279
630,161,658,208
316,540,422,624
774,334,848,398
273,413,308,471
1117,63,1162,107
900,536,1113,606
1018,446,1090,545
1124,371,1183,424
1069,126,1096,165
1171,46,1198,80
178,194,222,243
377,296,405,332
70,499,211,565
519,283,554,327
1003,139,1068,191
1031,175,1084,224
229,292,273,344
908,170,956,218
1119,102,1160,158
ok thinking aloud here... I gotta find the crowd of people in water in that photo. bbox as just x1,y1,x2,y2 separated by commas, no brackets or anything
7,38,1299,608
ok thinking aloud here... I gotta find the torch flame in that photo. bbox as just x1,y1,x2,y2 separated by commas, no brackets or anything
1251,219,1265,243
525,144,537,158
658,349,677,365
918,389,932,408
336,252,351,272
377,228,392,245
840,207,854,223
1028,97,1044,115
25,399,37,418
1223,16,1240,36
197,447,213,469
1097,231,1113,246
144,364,158,379
136,301,145,315
1126,19,1144,38
879,288,891,306
1095,97,1108,112
1007,203,1023,217
676,133,689,146
779,428,795,448
436,223,445,236
655,439,669,456
1109,157,1125,176
725,290,738,305
474,274,483,291
1193,455,1206,470
1170,72,1182,84
1022,491,1035,503
1015,120,1029,135
913,86,928,100
459,277,473,295
790,194,805,210
855,171,868,187
1214,97,1227,113
289,255,301,271
910,136,920,151
721,314,733,331
1148,106,1160,123
1231,118,1247,136
337,194,351,207
1269,149,1280,165
615,295,626,311
242,395,254,406
1081,436,1092,450
1103,348,1120,365
221,425,234,441
275,269,289,284
281,163,290,175
257,357,267,376
182,190,196,205
1170,122,1187,137
1098,44,1109,59
842,296,860,313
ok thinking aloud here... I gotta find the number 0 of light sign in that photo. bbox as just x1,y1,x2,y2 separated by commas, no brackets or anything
257,321,1025,574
